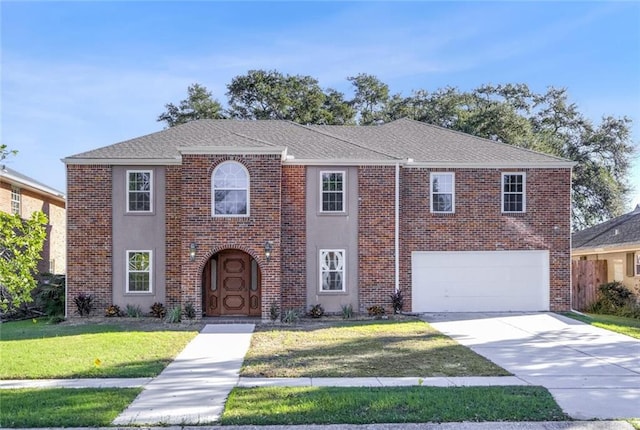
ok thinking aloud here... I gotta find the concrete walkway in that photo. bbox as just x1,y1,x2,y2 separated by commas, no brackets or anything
423,312,640,420
112,323,255,425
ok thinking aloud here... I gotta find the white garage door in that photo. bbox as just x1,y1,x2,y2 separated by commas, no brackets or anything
412,251,549,312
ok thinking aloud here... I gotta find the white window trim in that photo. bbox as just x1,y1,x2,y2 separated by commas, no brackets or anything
126,170,153,213
126,250,153,294
501,172,526,213
211,161,250,217
635,252,640,277
319,249,346,292
10,186,21,216
319,170,346,213
430,172,455,213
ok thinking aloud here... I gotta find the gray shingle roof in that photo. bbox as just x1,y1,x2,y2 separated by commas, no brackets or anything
572,205,640,250
64,118,572,166
0,166,65,198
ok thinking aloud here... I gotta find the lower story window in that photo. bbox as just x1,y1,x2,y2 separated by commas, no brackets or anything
127,250,152,293
320,249,345,292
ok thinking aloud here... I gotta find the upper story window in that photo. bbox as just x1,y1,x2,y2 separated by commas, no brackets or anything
502,173,526,213
212,161,249,216
430,172,455,213
126,250,152,293
127,170,152,212
320,171,345,213
320,249,345,292
10,186,21,216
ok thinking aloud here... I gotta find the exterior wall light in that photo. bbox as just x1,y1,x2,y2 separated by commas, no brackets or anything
264,241,273,262
189,242,197,262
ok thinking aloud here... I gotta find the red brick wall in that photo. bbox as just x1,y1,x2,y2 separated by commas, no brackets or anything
66,164,112,315
174,154,282,318
358,165,396,312
281,165,306,311
165,165,182,309
399,168,572,312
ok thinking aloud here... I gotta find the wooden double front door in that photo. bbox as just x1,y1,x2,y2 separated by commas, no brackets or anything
203,250,261,317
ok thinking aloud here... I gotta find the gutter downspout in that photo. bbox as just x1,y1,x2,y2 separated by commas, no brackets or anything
395,162,400,293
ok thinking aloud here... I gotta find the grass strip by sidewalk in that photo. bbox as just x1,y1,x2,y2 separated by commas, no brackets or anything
0,388,141,428
563,312,640,339
242,320,508,377
0,319,198,378
220,386,569,425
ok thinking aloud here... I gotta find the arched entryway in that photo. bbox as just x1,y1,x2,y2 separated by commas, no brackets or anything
202,249,262,317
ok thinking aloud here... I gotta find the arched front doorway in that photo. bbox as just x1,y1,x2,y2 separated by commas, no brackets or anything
202,249,261,317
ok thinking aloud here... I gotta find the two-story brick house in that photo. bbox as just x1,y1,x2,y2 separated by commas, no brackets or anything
0,166,66,274
63,118,574,319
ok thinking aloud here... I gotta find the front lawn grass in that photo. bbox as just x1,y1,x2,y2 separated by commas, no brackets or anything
0,319,198,378
220,386,569,425
563,312,640,339
0,388,141,428
241,320,509,377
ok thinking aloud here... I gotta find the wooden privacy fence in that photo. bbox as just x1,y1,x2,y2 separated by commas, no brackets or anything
571,260,608,311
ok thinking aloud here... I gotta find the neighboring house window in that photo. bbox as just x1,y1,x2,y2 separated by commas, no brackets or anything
320,171,345,212
636,253,640,277
212,161,249,216
430,172,455,213
10,186,20,215
502,173,526,213
127,250,152,293
127,170,152,212
320,249,345,292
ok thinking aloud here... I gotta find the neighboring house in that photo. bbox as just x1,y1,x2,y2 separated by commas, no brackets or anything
63,118,574,319
0,166,66,274
572,205,640,296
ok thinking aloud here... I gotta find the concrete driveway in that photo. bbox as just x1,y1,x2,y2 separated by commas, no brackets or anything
422,312,640,420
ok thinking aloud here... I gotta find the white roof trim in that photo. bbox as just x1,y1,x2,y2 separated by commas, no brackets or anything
285,159,575,168
178,146,287,156
0,170,65,200
62,157,182,165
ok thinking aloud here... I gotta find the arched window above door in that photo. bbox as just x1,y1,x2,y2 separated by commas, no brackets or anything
212,161,249,216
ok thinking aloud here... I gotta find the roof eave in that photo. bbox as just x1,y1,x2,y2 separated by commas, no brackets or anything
62,157,183,165
0,170,66,201
572,242,640,255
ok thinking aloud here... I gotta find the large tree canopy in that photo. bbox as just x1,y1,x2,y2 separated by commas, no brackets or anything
157,83,224,127
158,71,636,229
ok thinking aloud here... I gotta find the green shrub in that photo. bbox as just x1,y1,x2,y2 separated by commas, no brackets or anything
35,275,65,317
105,305,122,317
74,294,94,317
165,306,182,323
125,304,143,318
341,304,353,319
269,302,280,321
588,282,640,319
282,309,299,324
150,302,166,318
390,289,403,314
308,304,324,319
184,302,196,320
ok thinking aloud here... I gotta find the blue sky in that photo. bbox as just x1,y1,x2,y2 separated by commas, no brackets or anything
2,1,639,209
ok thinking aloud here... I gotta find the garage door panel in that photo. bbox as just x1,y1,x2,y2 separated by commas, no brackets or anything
412,251,549,312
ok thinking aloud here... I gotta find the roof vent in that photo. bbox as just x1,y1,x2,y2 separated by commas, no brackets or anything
614,229,619,235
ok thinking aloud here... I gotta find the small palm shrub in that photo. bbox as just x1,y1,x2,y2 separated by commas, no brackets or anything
269,302,280,321
150,302,166,318
308,304,325,318
105,304,122,317
367,305,386,318
74,293,94,316
390,289,404,314
35,275,65,317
